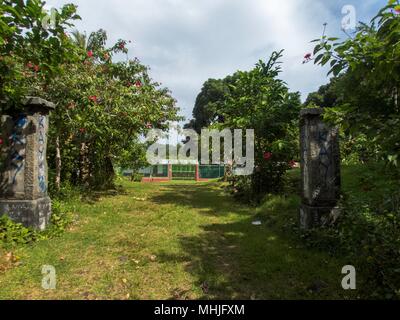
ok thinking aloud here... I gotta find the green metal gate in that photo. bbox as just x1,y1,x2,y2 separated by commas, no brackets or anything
172,164,196,180
199,165,225,179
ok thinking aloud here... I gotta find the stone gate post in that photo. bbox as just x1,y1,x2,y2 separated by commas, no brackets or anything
0,97,54,230
299,108,341,229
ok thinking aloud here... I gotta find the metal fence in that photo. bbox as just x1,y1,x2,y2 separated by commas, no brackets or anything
199,165,225,179
172,164,196,180
131,164,225,181
139,165,169,178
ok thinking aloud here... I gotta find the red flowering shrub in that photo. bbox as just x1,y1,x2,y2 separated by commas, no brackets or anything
263,152,273,161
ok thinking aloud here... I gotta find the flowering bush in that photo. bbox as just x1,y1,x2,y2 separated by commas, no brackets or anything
0,1,181,191
0,0,81,109
38,29,181,190
263,152,273,161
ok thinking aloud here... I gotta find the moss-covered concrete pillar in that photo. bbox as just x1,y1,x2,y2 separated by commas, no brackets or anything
299,108,341,229
0,97,54,230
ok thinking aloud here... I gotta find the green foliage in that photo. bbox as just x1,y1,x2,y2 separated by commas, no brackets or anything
339,132,380,165
202,50,301,202
303,77,340,109
185,78,231,133
299,204,400,299
130,172,144,182
304,77,381,165
0,216,38,246
312,1,400,166
1,1,180,192
40,29,180,191
48,199,74,237
0,0,81,108
294,164,400,299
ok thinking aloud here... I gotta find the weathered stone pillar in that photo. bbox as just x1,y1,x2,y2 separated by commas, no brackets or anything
299,108,341,229
0,97,54,230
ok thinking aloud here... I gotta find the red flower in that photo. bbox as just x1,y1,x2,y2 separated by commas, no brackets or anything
87,50,94,58
119,43,125,49
0,138,3,145
33,65,40,72
89,95,98,103
26,62,33,69
289,160,297,168
135,80,142,88
263,152,272,161
304,53,312,60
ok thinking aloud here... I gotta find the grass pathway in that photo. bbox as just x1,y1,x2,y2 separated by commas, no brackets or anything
0,180,355,300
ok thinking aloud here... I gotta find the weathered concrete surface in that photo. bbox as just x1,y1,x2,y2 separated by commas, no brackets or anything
0,97,54,230
299,108,341,229
300,204,341,229
0,197,51,231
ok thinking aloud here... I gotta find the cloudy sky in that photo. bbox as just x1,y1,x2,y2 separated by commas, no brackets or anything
47,0,384,121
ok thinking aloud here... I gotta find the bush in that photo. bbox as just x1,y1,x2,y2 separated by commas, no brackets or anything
279,163,400,299
201,51,301,202
46,200,75,237
131,173,144,182
296,197,400,299
0,216,38,247
228,164,291,204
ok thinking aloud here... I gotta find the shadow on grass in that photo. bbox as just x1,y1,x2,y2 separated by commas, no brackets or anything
51,184,129,206
158,215,337,300
150,182,252,217
76,184,129,204
150,182,337,300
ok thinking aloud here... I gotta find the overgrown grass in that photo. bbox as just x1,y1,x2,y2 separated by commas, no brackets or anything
4,163,394,299
0,177,358,300
284,163,400,299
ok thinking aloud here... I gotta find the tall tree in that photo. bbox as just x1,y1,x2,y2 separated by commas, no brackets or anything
185,78,230,133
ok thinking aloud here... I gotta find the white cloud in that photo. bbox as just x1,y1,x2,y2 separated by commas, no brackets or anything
46,0,381,120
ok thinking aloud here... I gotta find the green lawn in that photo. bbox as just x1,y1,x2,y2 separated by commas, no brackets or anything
0,178,358,300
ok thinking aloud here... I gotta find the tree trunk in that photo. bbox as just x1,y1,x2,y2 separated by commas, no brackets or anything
79,142,89,187
105,155,116,187
55,136,61,192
